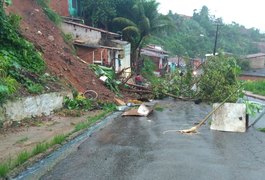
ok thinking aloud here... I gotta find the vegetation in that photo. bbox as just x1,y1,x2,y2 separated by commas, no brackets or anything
258,128,265,133
81,0,118,29
113,0,171,70
243,80,265,96
64,95,94,110
78,1,264,73
74,103,116,132
0,3,47,103
242,99,263,116
0,102,116,178
36,0,61,25
149,6,263,58
142,55,242,102
89,64,121,93
196,55,242,102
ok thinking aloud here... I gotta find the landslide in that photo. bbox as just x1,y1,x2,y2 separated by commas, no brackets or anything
6,0,115,101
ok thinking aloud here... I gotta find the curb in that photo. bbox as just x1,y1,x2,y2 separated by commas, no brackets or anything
13,111,124,180
244,91,265,101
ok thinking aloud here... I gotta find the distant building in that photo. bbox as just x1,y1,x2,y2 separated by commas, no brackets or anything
243,53,265,69
141,45,169,76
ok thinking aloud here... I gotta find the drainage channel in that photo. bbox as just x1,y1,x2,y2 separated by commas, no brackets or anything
12,111,123,180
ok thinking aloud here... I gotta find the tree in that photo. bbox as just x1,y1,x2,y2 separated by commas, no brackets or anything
113,0,171,71
80,0,117,30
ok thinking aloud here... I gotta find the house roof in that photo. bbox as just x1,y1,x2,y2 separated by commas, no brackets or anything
141,49,168,58
112,40,130,45
74,42,123,50
245,53,265,59
141,45,169,58
63,20,120,37
168,57,185,64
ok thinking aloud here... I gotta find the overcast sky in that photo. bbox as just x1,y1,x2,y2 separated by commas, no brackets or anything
156,0,265,32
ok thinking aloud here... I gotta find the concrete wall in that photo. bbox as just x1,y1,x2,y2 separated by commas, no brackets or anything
247,56,265,69
49,0,69,17
61,22,101,44
0,91,72,122
114,42,131,76
210,103,247,132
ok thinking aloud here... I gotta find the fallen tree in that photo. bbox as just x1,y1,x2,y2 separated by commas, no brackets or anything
89,55,242,103
141,55,243,103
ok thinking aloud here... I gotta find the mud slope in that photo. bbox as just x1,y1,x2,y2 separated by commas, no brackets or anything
6,0,114,101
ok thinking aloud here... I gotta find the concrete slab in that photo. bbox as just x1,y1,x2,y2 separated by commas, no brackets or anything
210,103,247,132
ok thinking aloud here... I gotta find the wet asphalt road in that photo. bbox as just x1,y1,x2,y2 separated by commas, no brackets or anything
41,100,265,180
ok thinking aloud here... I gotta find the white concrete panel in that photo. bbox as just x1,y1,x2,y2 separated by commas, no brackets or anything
210,103,247,132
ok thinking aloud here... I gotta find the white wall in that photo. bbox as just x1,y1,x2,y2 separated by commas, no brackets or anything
0,91,72,122
61,22,101,44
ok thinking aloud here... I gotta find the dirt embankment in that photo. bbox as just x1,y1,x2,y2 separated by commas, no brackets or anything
6,0,115,101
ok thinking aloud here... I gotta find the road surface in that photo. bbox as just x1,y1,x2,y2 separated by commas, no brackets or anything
38,99,265,180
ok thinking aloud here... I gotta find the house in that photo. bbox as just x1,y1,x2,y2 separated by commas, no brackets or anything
50,1,131,76
243,53,265,69
141,45,169,76
49,0,81,17
60,20,131,76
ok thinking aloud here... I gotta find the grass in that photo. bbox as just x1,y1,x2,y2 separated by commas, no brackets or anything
258,128,265,133
50,135,66,145
0,164,9,178
74,110,111,132
15,151,30,166
27,83,44,94
0,107,115,178
31,142,49,155
243,80,265,96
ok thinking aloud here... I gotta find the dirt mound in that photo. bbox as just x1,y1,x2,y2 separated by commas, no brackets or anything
6,0,115,101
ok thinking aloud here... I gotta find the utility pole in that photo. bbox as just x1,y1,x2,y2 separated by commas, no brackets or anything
213,24,219,56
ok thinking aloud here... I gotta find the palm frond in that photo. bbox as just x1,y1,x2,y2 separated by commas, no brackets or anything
122,26,140,39
113,17,137,29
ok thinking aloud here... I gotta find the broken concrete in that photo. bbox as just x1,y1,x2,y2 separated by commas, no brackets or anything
210,103,247,132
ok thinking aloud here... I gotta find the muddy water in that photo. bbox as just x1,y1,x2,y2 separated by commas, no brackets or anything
17,99,265,180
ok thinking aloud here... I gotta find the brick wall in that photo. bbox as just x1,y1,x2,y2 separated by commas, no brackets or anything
76,47,109,65
49,0,69,17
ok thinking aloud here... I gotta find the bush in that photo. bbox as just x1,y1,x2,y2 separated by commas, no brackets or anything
0,3,46,103
63,96,94,110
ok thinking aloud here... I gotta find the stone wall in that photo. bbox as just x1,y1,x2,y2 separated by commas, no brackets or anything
0,91,72,123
